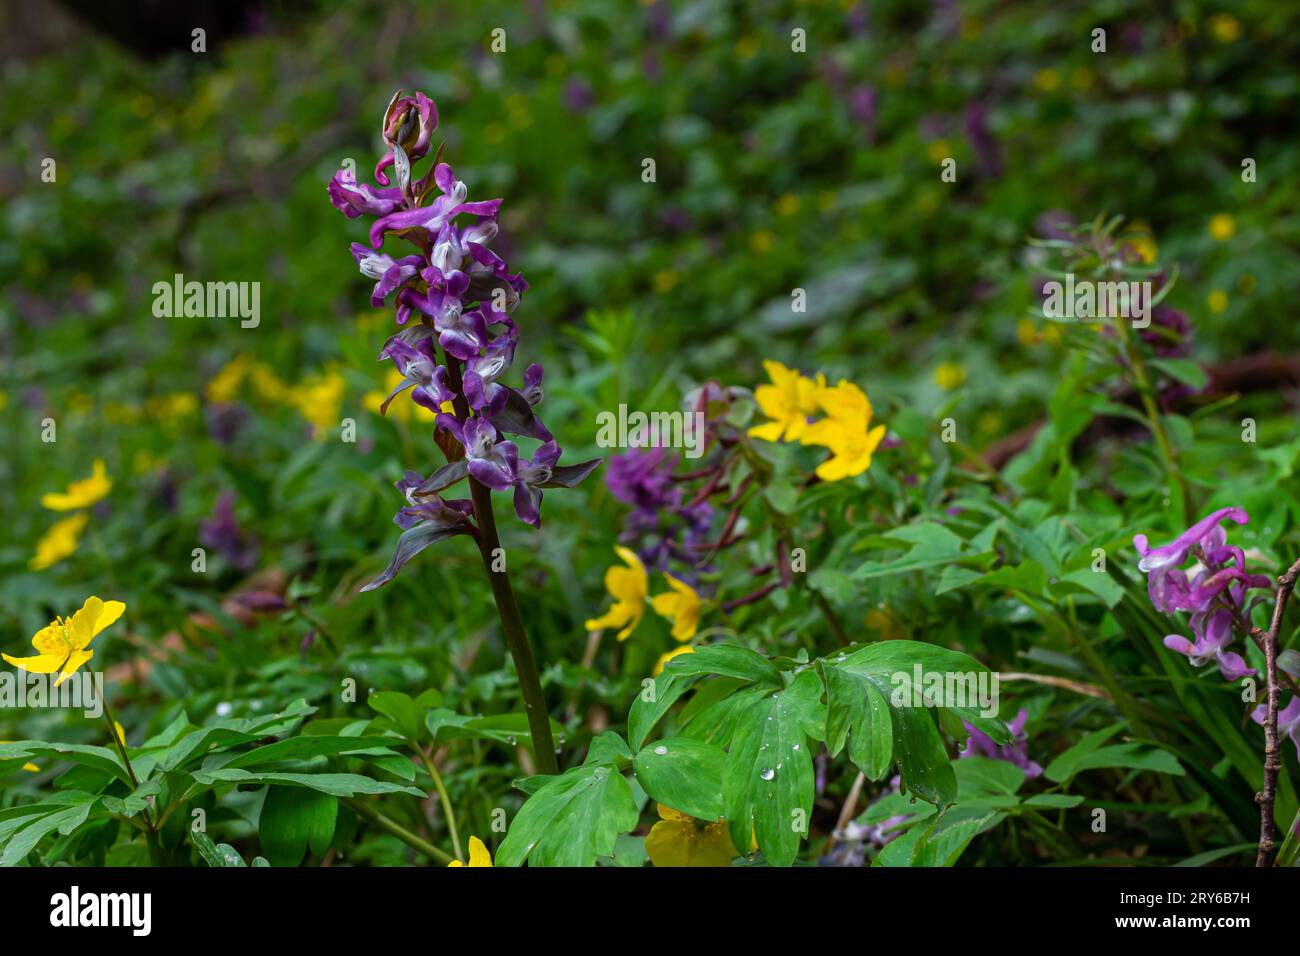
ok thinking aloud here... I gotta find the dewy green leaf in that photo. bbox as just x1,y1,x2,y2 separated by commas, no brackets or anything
496,763,639,867
722,669,824,867
633,736,726,822
821,662,893,780
819,641,1011,806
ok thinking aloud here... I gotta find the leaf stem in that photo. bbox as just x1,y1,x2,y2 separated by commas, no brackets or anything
342,797,453,864
419,747,463,862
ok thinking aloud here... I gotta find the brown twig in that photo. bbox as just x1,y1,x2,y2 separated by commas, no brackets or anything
1256,557,1300,867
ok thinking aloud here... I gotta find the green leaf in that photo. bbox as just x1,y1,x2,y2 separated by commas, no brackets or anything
0,741,129,784
722,669,824,867
820,640,1009,805
1148,358,1208,391
219,735,402,770
192,829,248,867
585,731,633,769
1044,725,1183,783
0,795,101,867
1049,568,1126,608
853,523,970,580
430,712,565,748
821,663,892,779
258,785,338,866
496,763,639,867
368,691,424,741
664,644,783,687
188,769,424,798
954,756,1025,797
633,737,725,822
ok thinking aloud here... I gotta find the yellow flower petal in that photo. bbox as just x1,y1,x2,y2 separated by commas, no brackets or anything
29,512,89,570
1,653,65,674
449,835,493,866
587,548,649,641
41,460,111,511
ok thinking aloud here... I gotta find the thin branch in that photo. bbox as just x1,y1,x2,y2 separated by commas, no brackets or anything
1256,557,1300,866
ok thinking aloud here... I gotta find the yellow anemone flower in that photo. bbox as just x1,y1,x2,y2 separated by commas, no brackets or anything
447,836,493,867
807,379,873,430
805,420,888,482
30,512,89,571
653,645,694,676
651,574,702,642
800,379,888,481
748,360,822,443
584,546,649,641
2,596,125,686
644,805,737,867
40,459,111,511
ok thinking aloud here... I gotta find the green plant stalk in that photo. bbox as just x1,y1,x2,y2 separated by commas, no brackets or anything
419,747,463,862
100,693,161,866
443,353,560,776
466,476,560,775
342,797,453,864
1113,316,1190,523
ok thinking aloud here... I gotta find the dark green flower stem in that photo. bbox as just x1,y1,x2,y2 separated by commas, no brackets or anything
100,693,161,866
444,353,559,776
466,476,560,776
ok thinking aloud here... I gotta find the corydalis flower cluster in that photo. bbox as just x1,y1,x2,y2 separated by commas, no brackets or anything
1134,507,1272,681
329,91,599,591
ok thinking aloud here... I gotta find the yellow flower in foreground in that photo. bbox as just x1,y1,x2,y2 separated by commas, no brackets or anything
584,547,649,641
748,360,822,443
654,645,695,676
113,721,126,746
933,362,966,391
448,836,493,867
651,574,702,642
30,512,89,571
3,596,125,687
0,742,40,773
645,805,737,867
1208,214,1235,242
1207,289,1229,314
41,459,111,511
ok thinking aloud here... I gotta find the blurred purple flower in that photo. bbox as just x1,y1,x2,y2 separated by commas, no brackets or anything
961,708,1043,777
200,490,258,571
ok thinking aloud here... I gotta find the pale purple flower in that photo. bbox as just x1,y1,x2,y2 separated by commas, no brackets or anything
960,708,1043,778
